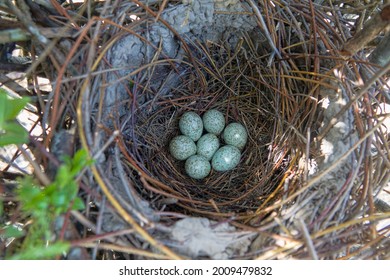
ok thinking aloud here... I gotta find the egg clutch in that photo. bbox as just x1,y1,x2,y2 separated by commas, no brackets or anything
169,109,248,179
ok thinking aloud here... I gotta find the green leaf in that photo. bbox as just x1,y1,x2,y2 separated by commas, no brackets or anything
0,90,30,146
0,121,28,146
51,193,67,208
0,89,30,122
8,242,70,260
72,149,93,174
17,183,49,213
72,197,85,211
4,225,25,238
17,183,41,202
54,165,69,188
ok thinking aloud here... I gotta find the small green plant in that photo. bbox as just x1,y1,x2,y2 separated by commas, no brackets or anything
8,149,92,259
0,89,92,259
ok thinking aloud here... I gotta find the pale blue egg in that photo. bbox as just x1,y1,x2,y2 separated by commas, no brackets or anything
169,135,196,160
211,145,241,172
223,122,247,150
179,112,203,141
197,133,220,161
185,155,211,179
202,109,225,135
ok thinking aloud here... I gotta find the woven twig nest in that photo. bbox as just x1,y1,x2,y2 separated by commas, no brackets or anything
75,0,389,259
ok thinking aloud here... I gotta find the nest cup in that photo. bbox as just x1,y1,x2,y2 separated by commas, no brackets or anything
100,8,289,217
77,0,389,259
127,64,284,216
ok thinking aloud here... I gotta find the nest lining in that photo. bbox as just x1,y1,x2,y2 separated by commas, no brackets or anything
121,60,290,216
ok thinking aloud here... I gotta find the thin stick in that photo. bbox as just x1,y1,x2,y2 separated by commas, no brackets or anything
155,0,168,22
246,0,282,60
341,5,390,57
18,145,51,186
298,218,318,260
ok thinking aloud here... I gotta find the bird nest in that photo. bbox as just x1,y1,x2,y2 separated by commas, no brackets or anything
2,0,389,259
74,0,389,259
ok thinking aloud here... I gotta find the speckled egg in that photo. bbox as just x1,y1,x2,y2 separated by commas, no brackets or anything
185,155,211,179
179,112,203,141
202,109,225,135
211,145,241,172
169,135,196,160
223,122,248,150
197,133,220,161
